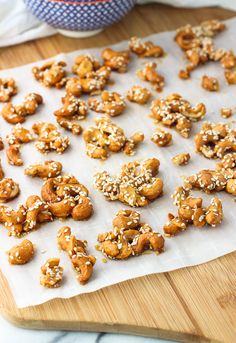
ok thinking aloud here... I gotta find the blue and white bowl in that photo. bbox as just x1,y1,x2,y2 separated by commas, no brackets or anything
24,0,137,37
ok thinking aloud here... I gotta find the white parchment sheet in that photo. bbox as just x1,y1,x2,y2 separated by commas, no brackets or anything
0,18,236,308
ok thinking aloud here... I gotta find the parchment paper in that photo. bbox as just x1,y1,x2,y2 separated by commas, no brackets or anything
0,18,236,308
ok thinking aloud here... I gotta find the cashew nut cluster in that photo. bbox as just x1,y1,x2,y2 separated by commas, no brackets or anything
0,195,53,236
83,117,144,159
54,95,88,135
32,61,67,88
25,160,63,179
94,158,163,207
129,37,164,58
194,122,236,159
32,122,70,154
0,78,18,102
136,62,165,92
40,258,64,288
175,20,226,79
164,193,223,236
151,93,206,138
1,93,43,124
127,85,151,105
201,75,219,91
102,48,130,73
88,91,126,117
172,153,190,166
41,174,93,220
71,54,111,94
0,178,20,203
6,124,33,166
151,127,172,147
97,210,165,260
57,226,96,284
7,239,34,265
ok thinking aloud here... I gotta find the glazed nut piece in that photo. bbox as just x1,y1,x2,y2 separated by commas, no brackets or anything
216,152,236,171
97,210,165,260
32,60,67,88
151,127,172,147
32,122,70,154
6,144,23,166
7,124,33,145
0,178,20,202
88,91,126,117
201,75,219,91
65,77,82,97
54,95,88,120
205,197,223,226
220,107,232,118
72,54,101,77
102,48,130,73
25,160,62,179
194,122,236,159
1,93,43,124
0,138,4,151
57,226,96,284
175,20,226,79
129,36,164,58
0,78,18,102
136,62,165,92
41,174,93,220
151,93,206,138
172,153,190,166
127,85,151,105
77,66,111,95
94,158,163,207
40,258,64,288
83,117,144,159
226,179,236,195
7,239,34,265
0,195,53,236
0,159,4,180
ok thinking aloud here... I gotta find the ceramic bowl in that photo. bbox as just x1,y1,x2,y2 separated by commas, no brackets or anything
24,0,137,37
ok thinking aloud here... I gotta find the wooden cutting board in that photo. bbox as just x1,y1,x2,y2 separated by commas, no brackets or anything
0,4,236,342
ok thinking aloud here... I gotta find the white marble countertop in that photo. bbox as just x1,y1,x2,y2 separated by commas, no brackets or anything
0,315,175,343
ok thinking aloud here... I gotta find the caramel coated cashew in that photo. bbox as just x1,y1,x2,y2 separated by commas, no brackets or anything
129,37,164,58
32,61,67,88
201,75,219,91
25,160,62,179
151,127,172,147
32,122,70,154
94,158,163,207
0,159,4,180
57,226,96,284
205,197,223,226
102,48,130,73
226,179,236,195
1,93,43,124
72,54,101,77
0,78,18,102
220,107,232,118
54,95,88,119
56,117,82,135
151,93,206,138
78,66,111,95
88,91,126,117
0,178,20,202
172,153,190,166
6,144,23,166
97,210,164,260
7,124,33,145
136,62,165,92
7,239,34,265
40,258,64,288
127,85,151,105
64,77,82,97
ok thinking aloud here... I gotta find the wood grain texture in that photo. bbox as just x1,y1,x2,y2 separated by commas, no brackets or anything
0,4,236,342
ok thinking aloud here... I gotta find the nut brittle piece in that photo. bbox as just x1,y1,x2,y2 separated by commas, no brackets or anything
129,37,164,58
32,122,70,154
25,160,62,179
97,210,165,260
1,93,43,124
194,122,236,159
151,93,206,138
151,127,172,147
136,62,165,92
83,117,144,159
0,78,17,102
127,85,151,105
40,258,63,288
57,226,96,284
7,239,34,265
88,91,126,117
94,158,163,207
32,61,67,88
102,48,130,73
